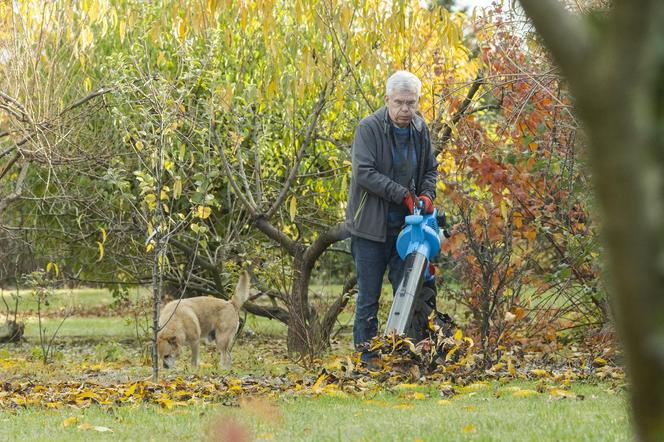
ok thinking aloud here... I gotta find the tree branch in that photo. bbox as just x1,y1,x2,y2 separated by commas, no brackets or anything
211,122,258,216
169,238,224,294
0,161,29,215
59,86,114,115
302,222,350,269
253,217,299,256
265,85,329,219
243,302,290,324
436,74,484,153
320,276,357,340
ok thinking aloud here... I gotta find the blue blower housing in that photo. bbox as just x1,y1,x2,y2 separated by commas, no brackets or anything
385,207,446,337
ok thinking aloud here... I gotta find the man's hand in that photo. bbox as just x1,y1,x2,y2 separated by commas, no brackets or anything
403,192,415,214
418,195,434,214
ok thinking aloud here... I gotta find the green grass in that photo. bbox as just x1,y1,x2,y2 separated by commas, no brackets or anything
1,287,148,313
21,316,141,339
0,382,630,441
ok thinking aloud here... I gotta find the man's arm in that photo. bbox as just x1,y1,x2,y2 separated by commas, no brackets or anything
352,122,408,204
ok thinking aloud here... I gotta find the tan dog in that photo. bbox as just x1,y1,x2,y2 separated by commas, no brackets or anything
157,271,250,369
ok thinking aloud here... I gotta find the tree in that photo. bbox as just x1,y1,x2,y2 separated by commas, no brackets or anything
518,0,664,439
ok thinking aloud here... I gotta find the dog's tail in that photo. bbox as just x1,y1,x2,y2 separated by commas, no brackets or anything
231,271,250,309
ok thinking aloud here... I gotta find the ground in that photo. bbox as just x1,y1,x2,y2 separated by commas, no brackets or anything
0,286,630,441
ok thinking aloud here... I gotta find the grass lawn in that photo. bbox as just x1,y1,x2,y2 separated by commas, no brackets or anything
0,382,629,441
22,316,141,339
0,286,632,441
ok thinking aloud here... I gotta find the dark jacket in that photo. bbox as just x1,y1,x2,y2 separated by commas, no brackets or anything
345,106,437,242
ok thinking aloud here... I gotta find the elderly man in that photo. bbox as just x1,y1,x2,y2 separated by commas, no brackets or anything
345,70,438,366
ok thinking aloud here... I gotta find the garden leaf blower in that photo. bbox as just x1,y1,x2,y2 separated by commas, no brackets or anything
384,197,450,340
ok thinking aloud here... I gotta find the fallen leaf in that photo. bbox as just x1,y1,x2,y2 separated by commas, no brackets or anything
463,424,477,433
62,416,79,427
530,369,549,378
77,423,113,432
512,389,538,398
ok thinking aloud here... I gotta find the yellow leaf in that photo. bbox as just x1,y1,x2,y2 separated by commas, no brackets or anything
178,19,187,41
437,399,451,405
173,177,182,199
124,383,138,397
197,206,212,219
531,369,549,378
412,392,426,400
135,140,144,151
512,389,538,397
289,195,297,222
46,262,60,277
311,374,327,393
549,388,576,399
463,424,477,433
453,329,462,340
62,416,79,427
593,357,607,366
158,398,175,410
96,241,104,262
445,345,460,362
394,383,418,390
99,227,107,243
508,359,517,376
460,382,487,393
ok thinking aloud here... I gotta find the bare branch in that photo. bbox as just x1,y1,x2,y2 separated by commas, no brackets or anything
0,161,30,215
59,86,114,115
320,275,357,339
254,217,299,256
243,302,290,324
169,238,224,294
265,85,329,219
210,122,258,216
302,222,350,269
435,74,484,154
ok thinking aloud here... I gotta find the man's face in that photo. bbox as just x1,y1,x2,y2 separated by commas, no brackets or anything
385,90,419,128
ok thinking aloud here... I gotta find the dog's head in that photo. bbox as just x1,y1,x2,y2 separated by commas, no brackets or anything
157,334,182,369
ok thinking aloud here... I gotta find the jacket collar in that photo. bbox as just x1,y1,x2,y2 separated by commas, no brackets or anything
379,106,425,135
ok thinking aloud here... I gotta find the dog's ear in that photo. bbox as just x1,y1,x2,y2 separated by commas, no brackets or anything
167,336,177,346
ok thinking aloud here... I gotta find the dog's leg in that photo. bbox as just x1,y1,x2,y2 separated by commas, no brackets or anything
190,341,200,368
215,333,233,369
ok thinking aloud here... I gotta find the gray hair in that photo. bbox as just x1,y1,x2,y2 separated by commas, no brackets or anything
386,71,422,97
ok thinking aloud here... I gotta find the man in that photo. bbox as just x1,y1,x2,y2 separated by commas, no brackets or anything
345,70,438,366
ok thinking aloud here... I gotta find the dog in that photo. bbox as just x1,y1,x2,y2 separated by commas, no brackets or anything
157,271,250,369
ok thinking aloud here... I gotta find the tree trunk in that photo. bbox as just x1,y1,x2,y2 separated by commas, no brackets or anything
518,1,664,439
286,251,325,355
